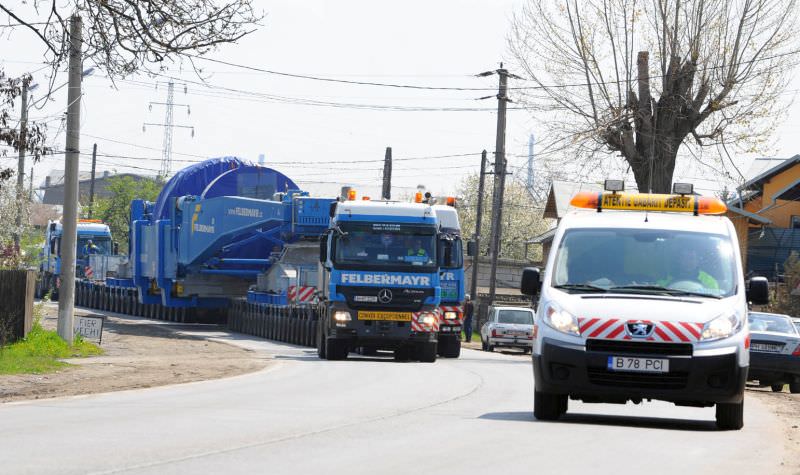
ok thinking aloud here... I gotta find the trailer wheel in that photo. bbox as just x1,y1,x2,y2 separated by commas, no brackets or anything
316,325,326,358
325,338,348,360
417,342,437,363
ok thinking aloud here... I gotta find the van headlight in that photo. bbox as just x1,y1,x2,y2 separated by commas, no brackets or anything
545,305,579,336
701,312,741,341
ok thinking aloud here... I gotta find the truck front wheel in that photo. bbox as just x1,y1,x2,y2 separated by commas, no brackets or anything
417,342,437,363
715,401,744,430
438,335,461,358
325,338,349,360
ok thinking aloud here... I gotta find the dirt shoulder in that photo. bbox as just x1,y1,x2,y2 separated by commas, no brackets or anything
0,303,269,403
747,387,800,475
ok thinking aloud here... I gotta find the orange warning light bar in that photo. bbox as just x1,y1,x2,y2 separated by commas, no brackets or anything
414,192,423,203
362,196,371,201
570,191,727,215
347,189,357,201
446,196,456,207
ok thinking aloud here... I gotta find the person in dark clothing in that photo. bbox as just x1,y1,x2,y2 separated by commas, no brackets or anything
463,294,474,342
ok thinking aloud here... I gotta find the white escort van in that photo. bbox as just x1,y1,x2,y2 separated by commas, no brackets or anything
520,181,769,430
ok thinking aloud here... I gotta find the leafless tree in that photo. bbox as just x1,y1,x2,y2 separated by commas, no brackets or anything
509,0,798,193
0,0,261,184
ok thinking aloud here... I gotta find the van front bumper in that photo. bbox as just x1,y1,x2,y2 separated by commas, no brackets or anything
533,338,747,405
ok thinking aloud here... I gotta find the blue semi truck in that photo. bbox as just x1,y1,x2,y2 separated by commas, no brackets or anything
69,157,459,362
316,198,445,362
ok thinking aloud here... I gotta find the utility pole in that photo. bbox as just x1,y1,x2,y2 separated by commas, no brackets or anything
382,146,392,200
28,167,34,201
527,133,535,196
88,143,97,219
57,15,82,344
14,77,29,250
485,65,512,308
469,150,488,308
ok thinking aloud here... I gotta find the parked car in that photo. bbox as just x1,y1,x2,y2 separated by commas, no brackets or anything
747,312,800,393
481,306,535,352
793,317,800,333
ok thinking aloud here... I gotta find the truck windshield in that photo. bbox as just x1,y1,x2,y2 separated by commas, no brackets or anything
552,228,738,298
78,237,112,257
333,222,436,270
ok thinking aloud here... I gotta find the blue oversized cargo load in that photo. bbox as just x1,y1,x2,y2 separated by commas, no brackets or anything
129,157,332,309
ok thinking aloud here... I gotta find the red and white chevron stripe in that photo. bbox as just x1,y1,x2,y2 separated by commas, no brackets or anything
439,305,463,325
411,310,440,333
287,285,316,303
84,266,94,279
578,317,704,342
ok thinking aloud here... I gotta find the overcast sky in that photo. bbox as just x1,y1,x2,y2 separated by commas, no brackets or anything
2,0,800,200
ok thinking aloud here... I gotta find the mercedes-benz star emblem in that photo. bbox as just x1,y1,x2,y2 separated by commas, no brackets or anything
378,288,393,304
626,321,654,338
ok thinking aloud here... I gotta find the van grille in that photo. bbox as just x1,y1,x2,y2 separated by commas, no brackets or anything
586,339,692,356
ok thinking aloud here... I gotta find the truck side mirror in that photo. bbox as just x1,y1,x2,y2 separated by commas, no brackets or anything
520,267,541,296
319,233,328,263
466,240,477,257
747,276,769,305
329,201,338,218
113,241,119,255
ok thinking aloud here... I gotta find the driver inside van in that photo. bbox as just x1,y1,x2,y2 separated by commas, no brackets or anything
658,247,719,290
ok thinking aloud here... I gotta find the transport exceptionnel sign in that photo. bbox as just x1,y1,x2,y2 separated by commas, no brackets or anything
73,315,105,344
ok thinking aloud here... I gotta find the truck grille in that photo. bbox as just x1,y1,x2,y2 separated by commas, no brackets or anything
587,368,689,390
586,339,692,356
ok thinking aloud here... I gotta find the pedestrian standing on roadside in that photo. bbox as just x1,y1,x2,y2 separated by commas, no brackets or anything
463,294,474,342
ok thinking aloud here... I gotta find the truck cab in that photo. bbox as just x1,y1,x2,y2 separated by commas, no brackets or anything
38,219,113,298
433,203,464,358
521,181,769,430
318,199,442,362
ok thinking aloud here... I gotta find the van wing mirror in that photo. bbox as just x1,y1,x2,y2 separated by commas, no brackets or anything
747,276,769,305
520,267,542,296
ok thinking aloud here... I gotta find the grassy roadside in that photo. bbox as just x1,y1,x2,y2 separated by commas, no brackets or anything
0,303,103,375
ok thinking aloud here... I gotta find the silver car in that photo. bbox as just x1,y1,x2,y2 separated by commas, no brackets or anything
747,312,800,393
480,306,535,353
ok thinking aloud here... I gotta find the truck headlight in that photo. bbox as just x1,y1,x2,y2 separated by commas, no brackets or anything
545,305,579,336
333,311,351,322
419,313,436,326
701,312,741,341
443,311,458,320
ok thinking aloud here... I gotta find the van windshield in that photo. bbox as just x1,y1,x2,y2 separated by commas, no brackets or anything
551,228,738,298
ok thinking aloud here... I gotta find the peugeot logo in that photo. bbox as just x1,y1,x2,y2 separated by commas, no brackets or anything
626,321,655,338
378,288,393,304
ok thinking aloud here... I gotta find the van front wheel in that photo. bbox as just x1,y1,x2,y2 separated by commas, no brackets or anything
534,390,564,421
715,401,744,430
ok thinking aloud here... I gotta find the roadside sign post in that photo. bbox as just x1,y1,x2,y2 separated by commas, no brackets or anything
73,314,105,344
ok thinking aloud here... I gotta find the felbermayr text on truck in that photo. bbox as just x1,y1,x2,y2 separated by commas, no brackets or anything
520,180,769,430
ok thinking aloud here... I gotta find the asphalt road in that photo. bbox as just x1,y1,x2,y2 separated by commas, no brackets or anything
0,327,788,475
